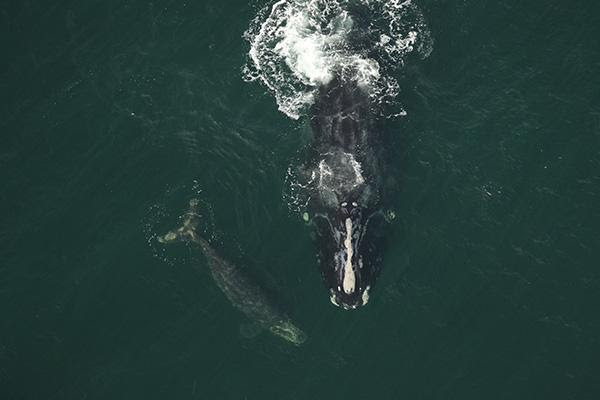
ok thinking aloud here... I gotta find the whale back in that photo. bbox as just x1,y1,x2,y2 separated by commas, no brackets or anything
311,78,374,155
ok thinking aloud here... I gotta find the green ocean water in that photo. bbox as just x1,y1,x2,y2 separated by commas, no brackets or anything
1,0,599,399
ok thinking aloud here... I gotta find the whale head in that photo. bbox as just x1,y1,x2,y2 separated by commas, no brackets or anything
270,320,308,346
312,200,383,309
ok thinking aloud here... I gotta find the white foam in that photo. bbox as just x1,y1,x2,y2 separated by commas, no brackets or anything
244,0,433,119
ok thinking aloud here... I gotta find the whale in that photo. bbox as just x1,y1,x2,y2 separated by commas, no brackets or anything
303,78,390,310
159,199,307,345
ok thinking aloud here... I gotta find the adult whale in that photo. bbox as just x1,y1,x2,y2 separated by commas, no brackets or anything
244,0,431,309
303,77,391,310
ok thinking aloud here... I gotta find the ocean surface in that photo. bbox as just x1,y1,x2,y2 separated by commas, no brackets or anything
1,0,599,399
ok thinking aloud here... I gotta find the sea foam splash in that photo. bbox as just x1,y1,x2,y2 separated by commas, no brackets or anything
244,0,432,119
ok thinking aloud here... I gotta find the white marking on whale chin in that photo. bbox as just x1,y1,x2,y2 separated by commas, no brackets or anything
342,217,356,294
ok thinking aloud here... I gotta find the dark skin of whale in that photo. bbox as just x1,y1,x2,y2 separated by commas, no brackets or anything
159,200,306,345
312,79,378,160
306,78,387,309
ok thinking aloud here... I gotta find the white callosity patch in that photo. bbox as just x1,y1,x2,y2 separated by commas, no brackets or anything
330,290,340,306
362,285,370,305
244,0,433,119
343,217,356,294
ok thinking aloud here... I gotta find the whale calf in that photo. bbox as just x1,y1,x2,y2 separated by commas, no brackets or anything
159,199,307,345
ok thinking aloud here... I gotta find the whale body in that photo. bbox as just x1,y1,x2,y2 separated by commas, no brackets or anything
159,200,307,345
305,78,388,309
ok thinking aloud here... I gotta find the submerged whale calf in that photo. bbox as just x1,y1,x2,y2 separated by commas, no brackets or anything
159,199,307,345
304,78,390,310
